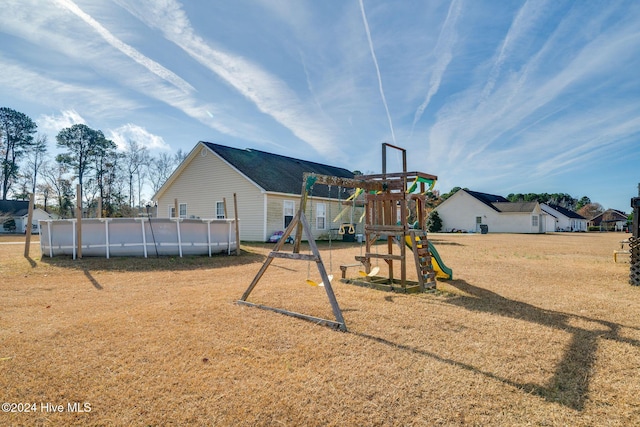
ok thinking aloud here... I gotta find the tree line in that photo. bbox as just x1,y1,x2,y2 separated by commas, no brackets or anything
0,107,185,218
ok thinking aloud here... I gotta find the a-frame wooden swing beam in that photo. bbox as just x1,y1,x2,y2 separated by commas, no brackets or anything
238,200,349,331
238,172,391,331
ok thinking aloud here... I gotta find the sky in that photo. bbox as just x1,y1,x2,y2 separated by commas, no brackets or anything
1,0,639,211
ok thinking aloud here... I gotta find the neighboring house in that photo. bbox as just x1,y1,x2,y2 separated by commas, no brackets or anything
434,189,546,233
540,203,587,232
0,200,52,234
152,142,357,242
589,209,629,231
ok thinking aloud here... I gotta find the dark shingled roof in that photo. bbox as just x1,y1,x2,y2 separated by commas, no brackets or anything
0,200,29,216
202,142,354,198
546,204,586,220
590,209,628,224
464,190,509,212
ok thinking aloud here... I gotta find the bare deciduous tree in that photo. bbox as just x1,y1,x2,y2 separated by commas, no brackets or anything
147,152,176,195
123,139,149,209
26,133,48,195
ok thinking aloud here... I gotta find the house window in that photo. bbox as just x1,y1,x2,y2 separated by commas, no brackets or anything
179,203,187,218
216,201,225,219
316,203,326,230
283,200,295,228
476,216,482,224
532,215,539,227
169,206,175,218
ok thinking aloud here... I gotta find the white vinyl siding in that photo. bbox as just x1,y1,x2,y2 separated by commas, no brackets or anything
155,143,265,240
153,142,358,241
435,190,545,233
265,195,348,241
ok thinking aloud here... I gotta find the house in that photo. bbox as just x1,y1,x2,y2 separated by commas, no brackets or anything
152,142,357,242
434,189,546,233
540,203,587,232
0,200,53,234
589,209,629,231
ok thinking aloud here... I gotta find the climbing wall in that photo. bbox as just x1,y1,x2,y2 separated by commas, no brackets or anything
630,237,640,286
631,196,640,286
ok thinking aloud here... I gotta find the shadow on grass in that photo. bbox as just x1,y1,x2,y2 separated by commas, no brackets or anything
83,269,103,290
38,248,266,273
428,240,466,246
354,279,640,411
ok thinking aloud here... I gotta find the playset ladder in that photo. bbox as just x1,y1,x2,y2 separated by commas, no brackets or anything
409,230,437,290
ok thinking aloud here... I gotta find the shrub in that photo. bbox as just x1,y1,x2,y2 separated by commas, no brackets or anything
427,211,443,232
3,218,16,232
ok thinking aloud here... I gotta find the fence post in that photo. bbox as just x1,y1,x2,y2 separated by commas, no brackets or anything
233,193,240,256
24,193,35,257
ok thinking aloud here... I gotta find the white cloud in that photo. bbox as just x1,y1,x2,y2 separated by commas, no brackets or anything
108,124,170,151
37,110,86,136
0,56,141,117
359,0,396,145
480,0,551,100
412,0,462,129
55,0,194,94
116,0,344,157
428,1,640,175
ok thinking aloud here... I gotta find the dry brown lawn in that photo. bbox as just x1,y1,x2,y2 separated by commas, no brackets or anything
1,232,638,426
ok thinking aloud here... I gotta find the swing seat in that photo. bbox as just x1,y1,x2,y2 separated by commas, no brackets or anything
358,266,380,277
338,224,355,235
306,275,333,287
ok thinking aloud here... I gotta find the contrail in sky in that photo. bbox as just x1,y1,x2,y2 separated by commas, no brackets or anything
56,0,194,94
359,0,396,145
412,0,462,131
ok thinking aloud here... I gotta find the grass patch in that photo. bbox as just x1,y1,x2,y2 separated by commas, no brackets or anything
1,233,639,425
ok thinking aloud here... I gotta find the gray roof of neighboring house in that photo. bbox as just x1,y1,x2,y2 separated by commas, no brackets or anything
461,190,541,213
493,202,539,213
203,142,354,198
546,203,586,220
0,200,29,216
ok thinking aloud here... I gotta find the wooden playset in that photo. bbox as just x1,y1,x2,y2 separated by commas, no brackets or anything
238,143,443,331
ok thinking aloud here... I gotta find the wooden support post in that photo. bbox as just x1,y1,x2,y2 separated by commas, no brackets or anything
24,193,35,258
387,236,394,283
76,184,82,259
223,197,228,219
293,179,308,254
633,186,639,238
174,198,179,218
233,193,240,256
